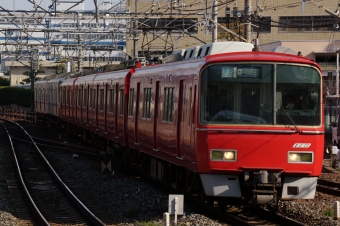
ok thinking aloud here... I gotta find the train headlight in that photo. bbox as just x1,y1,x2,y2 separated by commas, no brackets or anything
224,151,235,160
211,150,237,161
288,152,313,163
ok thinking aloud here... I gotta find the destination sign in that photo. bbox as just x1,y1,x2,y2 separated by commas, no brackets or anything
222,66,261,78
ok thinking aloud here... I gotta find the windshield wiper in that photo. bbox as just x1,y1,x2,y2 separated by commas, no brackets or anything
280,105,300,133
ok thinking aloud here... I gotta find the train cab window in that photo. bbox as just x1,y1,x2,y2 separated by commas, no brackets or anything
99,89,104,111
200,64,273,125
163,87,174,122
109,88,114,113
200,63,321,126
128,88,134,116
276,64,321,126
119,89,124,115
143,88,152,118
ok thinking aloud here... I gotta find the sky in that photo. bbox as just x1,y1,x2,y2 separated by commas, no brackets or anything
0,0,97,11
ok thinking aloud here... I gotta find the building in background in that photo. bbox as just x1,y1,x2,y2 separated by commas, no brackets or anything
0,0,127,85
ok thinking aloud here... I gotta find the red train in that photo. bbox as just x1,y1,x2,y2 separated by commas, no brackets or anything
34,42,324,208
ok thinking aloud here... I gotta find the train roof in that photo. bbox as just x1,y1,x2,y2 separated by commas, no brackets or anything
205,51,322,71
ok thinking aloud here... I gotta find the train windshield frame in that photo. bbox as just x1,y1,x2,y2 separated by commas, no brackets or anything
199,62,321,126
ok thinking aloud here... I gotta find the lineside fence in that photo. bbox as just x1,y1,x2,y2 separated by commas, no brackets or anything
0,104,36,123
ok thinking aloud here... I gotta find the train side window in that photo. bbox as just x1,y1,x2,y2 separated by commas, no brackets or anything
163,87,174,122
99,89,104,111
119,89,124,115
66,89,70,105
89,88,92,109
63,89,66,105
128,88,134,116
77,87,82,107
83,88,88,107
188,87,192,125
109,88,114,113
52,89,57,103
143,88,152,118
93,88,97,109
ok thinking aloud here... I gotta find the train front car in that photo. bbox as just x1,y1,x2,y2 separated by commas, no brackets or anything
197,52,323,207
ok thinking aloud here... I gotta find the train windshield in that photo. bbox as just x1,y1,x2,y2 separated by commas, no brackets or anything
200,63,321,126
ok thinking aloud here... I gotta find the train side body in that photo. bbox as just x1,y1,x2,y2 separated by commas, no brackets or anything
34,48,324,205
127,59,205,171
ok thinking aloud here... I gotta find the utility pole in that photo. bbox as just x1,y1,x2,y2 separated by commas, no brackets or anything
212,0,218,42
244,0,252,43
133,0,139,58
77,34,82,72
30,49,38,112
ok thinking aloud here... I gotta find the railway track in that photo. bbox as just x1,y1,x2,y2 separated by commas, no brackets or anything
1,117,308,225
317,178,340,196
0,118,108,226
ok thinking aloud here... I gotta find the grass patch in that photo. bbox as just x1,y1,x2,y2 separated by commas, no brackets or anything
324,207,334,217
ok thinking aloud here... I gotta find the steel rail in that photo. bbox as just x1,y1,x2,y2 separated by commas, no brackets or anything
1,118,106,226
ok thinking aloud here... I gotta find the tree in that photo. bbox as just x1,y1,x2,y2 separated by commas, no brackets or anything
20,76,43,84
22,64,45,84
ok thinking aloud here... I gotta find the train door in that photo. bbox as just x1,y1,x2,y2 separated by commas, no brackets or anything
134,83,140,144
190,85,197,148
176,80,184,158
153,81,160,150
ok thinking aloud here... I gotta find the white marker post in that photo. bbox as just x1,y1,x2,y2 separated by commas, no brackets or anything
335,201,340,219
168,194,184,225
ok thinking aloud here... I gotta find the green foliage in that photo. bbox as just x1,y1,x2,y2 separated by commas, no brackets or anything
0,86,32,107
0,76,10,86
20,76,43,84
22,69,45,76
324,207,334,217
